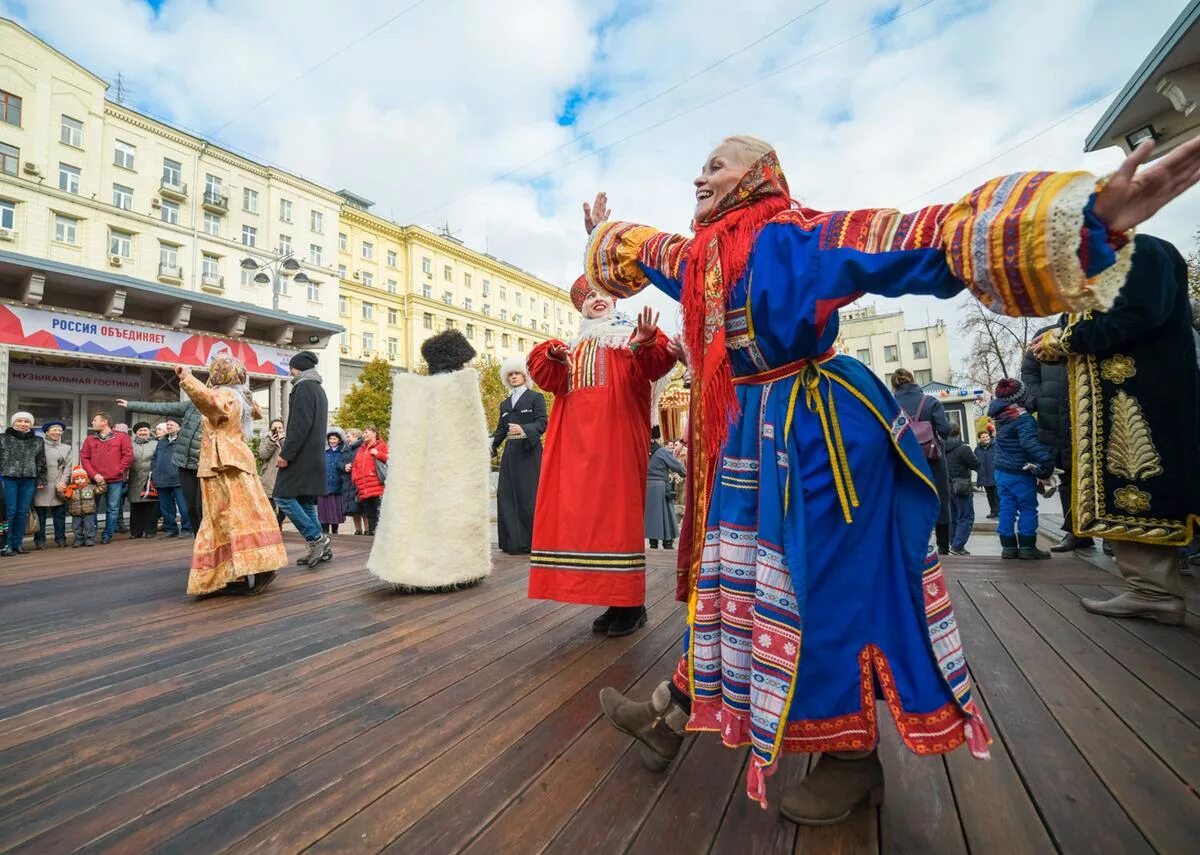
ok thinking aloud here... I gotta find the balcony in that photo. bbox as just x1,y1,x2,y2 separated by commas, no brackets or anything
159,178,188,200
202,190,228,213
200,272,224,292
157,263,183,283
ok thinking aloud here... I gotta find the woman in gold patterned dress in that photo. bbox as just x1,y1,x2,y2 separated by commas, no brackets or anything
176,355,287,596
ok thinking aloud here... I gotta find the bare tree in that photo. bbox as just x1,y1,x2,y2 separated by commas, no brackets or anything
1185,226,1200,305
958,297,1040,388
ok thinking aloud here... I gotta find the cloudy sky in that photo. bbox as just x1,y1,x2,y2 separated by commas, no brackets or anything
4,0,1197,371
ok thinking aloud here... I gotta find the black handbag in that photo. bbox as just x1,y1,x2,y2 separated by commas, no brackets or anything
952,477,973,497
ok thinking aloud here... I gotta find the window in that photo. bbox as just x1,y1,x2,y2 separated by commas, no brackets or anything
513,313,522,325
0,142,17,176
0,199,13,230
114,140,135,170
482,280,490,297
485,329,494,346
515,292,523,307
0,90,20,126
362,302,374,321
109,229,132,258
500,309,508,322
363,332,375,352
422,283,432,298
338,295,349,315
388,337,398,358
161,199,179,225
529,319,537,330
307,281,320,302
912,340,929,360
442,291,453,305
338,264,347,279
202,254,220,279
279,198,293,222
278,234,292,256
241,225,257,247
159,242,179,271
386,250,397,267
310,210,323,232
240,268,253,288
499,285,507,300
518,338,526,352
386,278,398,294
444,265,452,281
482,304,491,317
162,158,182,188
205,173,222,197
362,271,373,287
309,244,322,266
422,257,432,276
54,213,78,244
543,304,549,318
60,115,83,147
112,183,133,210
338,232,347,251
884,345,899,363
203,212,220,236
362,241,373,260
466,324,475,340
463,297,473,311
856,348,871,365
445,318,456,331
387,307,398,325
58,163,80,194
243,187,259,214
423,312,433,330
914,369,933,385
464,272,472,288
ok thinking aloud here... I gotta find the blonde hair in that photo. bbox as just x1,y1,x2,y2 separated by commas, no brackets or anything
721,135,774,166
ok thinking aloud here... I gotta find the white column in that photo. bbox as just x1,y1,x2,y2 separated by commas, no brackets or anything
0,345,8,427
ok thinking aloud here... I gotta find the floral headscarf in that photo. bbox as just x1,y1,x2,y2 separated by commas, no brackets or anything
207,353,253,439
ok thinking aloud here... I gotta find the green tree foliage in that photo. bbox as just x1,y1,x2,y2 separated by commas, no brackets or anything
336,356,394,439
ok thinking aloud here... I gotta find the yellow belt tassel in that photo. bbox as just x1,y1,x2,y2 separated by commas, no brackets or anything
781,365,858,524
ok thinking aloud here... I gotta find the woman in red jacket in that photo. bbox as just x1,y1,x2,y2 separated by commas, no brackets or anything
350,425,388,535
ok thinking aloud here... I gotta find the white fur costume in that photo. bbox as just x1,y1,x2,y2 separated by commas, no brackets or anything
366,368,492,590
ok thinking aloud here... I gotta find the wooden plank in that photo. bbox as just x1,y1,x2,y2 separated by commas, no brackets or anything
1065,584,1200,677
877,704,967,855
965,582,1195,853
709,754,807,855
951,582,1153,853
793,798,878,855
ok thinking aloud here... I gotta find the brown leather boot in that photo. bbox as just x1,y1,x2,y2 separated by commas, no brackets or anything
1080,590,1185,625
599,681,689,772
780,750,884,826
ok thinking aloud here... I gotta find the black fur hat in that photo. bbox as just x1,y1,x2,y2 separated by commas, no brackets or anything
422,329,477,375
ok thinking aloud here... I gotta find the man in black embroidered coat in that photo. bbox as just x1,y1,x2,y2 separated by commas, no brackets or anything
491,356,547,555
1032,234,1200,624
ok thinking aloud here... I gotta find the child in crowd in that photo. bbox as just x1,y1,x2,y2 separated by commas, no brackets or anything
987,378,1054,560
59,466,106,548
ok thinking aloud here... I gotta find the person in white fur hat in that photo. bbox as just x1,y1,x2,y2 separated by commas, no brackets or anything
367,329,492,591
490,354,546,555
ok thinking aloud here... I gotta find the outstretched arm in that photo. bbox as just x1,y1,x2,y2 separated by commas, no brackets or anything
528,340,570,396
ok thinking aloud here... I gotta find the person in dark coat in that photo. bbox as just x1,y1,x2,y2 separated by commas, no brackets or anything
490,355,546,555
988,378,1054,561
273,350,332,569
1021,319,1090,552
151,417,188,537
0,411,47,556
974,430,998,519
319,430,348,534
891,368,952,553
1031,234,1200,624
339,427,366,534
645,427,686,548
944,425,980,555
118,394,202,534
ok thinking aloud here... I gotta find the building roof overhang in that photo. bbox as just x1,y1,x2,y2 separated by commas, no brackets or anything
1085,0,1200,158
0,249,342,349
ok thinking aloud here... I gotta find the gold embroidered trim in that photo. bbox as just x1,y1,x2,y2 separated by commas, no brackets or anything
1105,391,1163,481
1099,354,1136,384
1113,485,1152,514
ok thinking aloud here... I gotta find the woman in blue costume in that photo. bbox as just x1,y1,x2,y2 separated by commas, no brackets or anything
588,133,1200,824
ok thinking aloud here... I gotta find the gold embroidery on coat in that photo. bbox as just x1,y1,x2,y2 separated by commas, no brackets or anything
1100,354,1136,384
1105,391,1163,481
1113,485,1152,515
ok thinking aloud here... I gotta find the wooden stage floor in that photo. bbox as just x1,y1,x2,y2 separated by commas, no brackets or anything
1,534,1198,853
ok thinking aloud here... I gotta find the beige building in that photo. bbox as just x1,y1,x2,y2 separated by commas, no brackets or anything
0,17,342,435
336,192,576,397
836,304,951,387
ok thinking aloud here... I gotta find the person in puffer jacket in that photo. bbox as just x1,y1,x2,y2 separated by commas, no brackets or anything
987,378,1054,561
0,411,48,556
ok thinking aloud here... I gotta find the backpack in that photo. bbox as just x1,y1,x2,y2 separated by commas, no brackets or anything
902,396,943,461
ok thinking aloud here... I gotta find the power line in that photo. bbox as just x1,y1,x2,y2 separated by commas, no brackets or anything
899,87,1120,206
410,0,832,220
207,0,430,137
412,0,938,221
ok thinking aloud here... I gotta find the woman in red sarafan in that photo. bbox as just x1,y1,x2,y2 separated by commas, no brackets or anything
527,277,677,637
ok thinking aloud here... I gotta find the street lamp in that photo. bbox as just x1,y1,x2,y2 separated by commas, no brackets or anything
240,250,310,311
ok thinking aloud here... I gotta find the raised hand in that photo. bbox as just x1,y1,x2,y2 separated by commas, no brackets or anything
666,334,686,363
1094,135,1200,234
583,192,609,235
547,341,570,363
632,306,660,345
